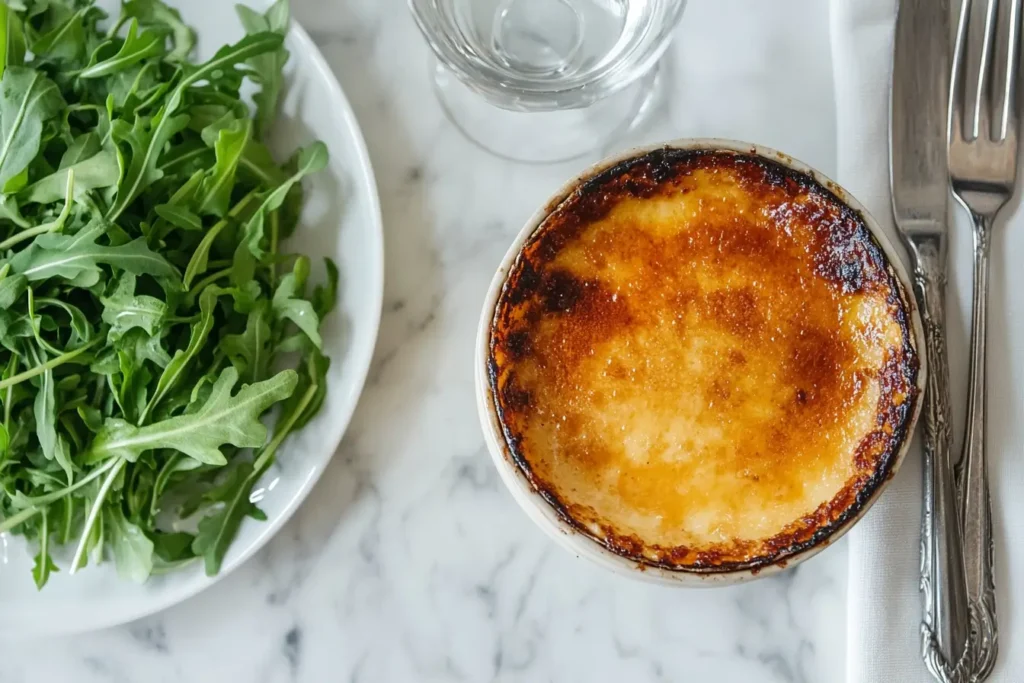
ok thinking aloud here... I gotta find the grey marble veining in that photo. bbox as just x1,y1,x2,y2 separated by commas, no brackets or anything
0,1,848,681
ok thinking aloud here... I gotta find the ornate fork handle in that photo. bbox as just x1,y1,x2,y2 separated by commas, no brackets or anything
957,209,999,681
909,237,973,683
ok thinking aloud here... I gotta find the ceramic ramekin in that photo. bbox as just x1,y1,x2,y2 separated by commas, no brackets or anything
475,138,927,586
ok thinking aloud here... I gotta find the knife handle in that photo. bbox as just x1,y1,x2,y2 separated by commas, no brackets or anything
957,212,999,681
909,237,972,683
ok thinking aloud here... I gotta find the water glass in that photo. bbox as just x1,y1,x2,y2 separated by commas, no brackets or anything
409,0,687,163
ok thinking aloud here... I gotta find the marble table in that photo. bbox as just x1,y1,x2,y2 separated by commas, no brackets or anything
0,0,850,680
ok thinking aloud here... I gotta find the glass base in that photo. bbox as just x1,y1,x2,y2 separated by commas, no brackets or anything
432,58,660,164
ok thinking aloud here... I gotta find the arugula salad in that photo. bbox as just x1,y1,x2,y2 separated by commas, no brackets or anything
0,0,337,588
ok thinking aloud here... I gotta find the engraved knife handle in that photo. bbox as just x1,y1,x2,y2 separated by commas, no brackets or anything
957,211,999,681
909,237,972,683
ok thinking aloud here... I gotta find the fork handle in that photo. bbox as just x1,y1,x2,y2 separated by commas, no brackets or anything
909,237,972,683
958,210,999,681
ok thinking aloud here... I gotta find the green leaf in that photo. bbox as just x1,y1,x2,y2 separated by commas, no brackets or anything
182,189,258,290
231,142,327,284
100,273,167,342
32,507,57,590
0,67,64,187
107,31,284,221
196,118,249,217
22,146,119,205
222,302,271,383
0,193,28,227
120,0,196,62
107,111,191,221
34,365,73,482
29,5,90,63
152,530,195,562
0,5,26,80
236,1,289,139
105,507,154,583
279,348,329,433
312,258,339,319
271,258,322,350
79,19,165,79
119,328,171,368
0,273,26,308
153,204,202,231
35,296,93,345
144,285,217,419
10,226,179,283
89,367,297,466
191,460,261,575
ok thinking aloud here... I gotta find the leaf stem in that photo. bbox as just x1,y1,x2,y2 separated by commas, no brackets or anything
3,352,16,430
69,457,124,574
0,505,39,534
186,266,230,301
0,221,53,251
254,380,317,473
0,337,100,392
9,456,118,511
268,211,279,287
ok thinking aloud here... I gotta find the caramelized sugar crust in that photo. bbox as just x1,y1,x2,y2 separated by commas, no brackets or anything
489,149,920,572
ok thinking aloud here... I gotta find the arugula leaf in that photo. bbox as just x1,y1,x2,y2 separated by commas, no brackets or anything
197,118,250,217
89,367,297,466
236,0,289,139
10,227,179,283
0,4,26,80
107,31,284,221
120,0,196,62
182,188,258,289
22,147,119,204
221,302,271,383
100,273,167,342
143,285,217,419
312,258,339,319
106,111,191,221
32,507,57,589
0,67,64,186
79,20,165,79
272,257,321,350
191,459,261,575
28,4,91,63
231,141,327,284
105,506,154,583
33,363,74,483
0,273,26,308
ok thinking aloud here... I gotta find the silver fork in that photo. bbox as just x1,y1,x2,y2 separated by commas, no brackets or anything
948,0,1022,679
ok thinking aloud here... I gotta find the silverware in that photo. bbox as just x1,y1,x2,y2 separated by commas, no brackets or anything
890,1,973,681
947,0,1021,679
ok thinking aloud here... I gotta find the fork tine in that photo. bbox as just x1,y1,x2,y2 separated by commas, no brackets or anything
951,0,973,145
991,0,1023,141
960,0,998,140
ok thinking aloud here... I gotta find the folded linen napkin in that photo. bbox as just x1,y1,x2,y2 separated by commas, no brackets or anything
832,1,1022,681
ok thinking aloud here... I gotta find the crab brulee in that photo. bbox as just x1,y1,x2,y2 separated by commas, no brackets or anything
487,148,921,572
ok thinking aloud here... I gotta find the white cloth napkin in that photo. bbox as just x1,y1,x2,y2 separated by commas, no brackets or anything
832,1,1022,681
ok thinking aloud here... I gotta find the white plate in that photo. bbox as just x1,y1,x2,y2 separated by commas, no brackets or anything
0,0,384,636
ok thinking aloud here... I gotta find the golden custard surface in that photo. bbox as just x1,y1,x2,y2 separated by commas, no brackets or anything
489,150,919,571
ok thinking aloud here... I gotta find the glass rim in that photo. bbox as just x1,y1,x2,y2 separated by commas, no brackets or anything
408,0,687,111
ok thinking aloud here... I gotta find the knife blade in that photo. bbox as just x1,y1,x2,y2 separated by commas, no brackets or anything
889,0,971,680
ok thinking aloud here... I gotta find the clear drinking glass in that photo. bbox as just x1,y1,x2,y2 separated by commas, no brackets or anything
409,0,687,163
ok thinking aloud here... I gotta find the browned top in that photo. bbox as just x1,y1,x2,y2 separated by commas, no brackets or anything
489,149,920,572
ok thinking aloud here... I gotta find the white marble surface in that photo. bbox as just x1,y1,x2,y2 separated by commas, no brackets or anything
0,1,850,681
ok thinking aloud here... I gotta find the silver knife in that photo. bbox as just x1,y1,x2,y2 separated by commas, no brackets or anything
890,0,971,681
